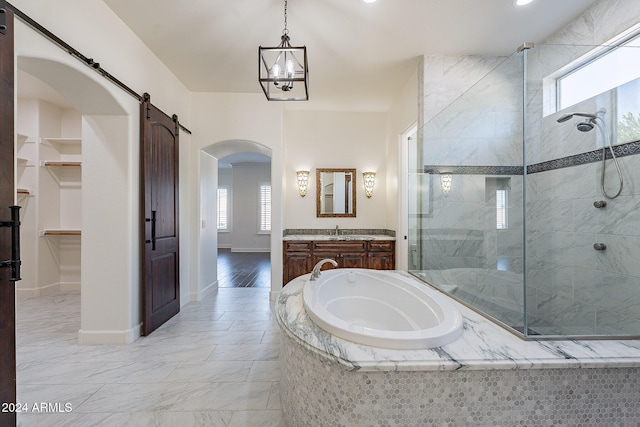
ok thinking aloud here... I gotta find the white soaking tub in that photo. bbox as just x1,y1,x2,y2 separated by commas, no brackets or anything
302,269,463,349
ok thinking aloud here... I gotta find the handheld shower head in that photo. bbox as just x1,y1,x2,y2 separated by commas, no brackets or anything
556,114,574,123
556,112,599,123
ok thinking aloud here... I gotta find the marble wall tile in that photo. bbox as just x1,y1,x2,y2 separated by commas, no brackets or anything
596,310,640,335
528,289,597,335
527,199,574,232
574,268,640,319
547,0,640,46
429,175,485,203
423,55,508,121
573,195,640,236
418,0,640,336
526,163,597,201
525,258,575,296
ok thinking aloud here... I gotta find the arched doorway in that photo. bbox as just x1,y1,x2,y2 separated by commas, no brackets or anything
16,55,141,344
199,140,279,298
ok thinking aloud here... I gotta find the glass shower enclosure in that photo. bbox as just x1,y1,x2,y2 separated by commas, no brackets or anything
409,42,640,339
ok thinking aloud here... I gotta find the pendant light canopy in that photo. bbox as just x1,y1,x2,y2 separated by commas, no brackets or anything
258,0,309,101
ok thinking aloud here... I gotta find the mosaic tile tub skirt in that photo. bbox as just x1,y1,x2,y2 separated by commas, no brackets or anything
280,333,640,426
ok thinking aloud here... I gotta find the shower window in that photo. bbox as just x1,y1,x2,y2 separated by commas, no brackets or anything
555,32,640,111
496,189,507,230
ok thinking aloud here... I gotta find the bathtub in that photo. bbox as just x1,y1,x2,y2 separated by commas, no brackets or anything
302,268,463,349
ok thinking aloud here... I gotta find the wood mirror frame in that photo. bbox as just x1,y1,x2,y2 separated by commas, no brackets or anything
316,168,357,218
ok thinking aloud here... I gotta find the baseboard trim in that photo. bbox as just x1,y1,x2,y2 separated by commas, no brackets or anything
16,282,80,298
78,322,141,345
191,280,218,302
231,248,271,253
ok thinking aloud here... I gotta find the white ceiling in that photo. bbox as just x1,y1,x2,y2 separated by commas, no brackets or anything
103,0,599,112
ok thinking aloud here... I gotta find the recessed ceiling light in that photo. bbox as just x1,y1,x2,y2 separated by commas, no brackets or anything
514,0,534,6
362,0,377,3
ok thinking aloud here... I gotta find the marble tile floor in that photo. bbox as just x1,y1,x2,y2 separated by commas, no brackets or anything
16,288,284,426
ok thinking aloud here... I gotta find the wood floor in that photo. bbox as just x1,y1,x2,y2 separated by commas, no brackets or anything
217,249,271,288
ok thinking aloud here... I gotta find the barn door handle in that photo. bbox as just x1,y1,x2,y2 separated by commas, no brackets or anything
145,210,157,250
0,206,22,281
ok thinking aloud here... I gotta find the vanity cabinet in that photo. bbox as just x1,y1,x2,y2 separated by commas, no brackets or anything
283,241,314,285
283,239,395,284
367,241,395,270
312,241,368,270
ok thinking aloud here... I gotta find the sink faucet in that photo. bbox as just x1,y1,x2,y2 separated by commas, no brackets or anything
310,258,338,281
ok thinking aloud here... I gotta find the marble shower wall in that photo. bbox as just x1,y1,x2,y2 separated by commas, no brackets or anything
525,43,640,336
417,0,640,336
419,53,524,277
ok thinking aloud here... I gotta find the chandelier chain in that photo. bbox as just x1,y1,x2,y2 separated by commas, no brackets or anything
282,0,289,35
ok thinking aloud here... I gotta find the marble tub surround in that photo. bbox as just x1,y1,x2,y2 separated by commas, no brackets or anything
278,273,640,426
277,273,640,372
282,228,395,241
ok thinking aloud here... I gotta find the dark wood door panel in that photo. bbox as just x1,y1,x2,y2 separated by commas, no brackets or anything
0,3,16,425
141,95,180,336
150,252,178,310
151,124,177,239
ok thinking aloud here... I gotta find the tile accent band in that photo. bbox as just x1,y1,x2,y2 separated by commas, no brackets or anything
527,140,640,174
423,140,639,176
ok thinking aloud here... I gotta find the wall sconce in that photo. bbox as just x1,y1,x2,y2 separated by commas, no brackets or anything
440,173,452,194
296,170,310,197
363,172,376,198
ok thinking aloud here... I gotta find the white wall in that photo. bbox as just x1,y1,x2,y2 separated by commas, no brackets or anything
231,164,271,252
283,110,388,230
217,165,271,252
197,152,218,301
385,68,419,269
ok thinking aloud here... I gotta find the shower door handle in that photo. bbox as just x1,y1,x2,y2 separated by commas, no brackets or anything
0,205,22,281
145,210,157,250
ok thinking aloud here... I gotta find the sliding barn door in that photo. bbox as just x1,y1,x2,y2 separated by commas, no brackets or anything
0,3,17,425
141,94,180,335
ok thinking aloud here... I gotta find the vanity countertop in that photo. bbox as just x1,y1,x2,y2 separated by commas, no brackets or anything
276,273,640,372
283,234,395,241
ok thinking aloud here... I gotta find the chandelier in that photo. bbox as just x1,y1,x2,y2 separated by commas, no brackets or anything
258,0,309,101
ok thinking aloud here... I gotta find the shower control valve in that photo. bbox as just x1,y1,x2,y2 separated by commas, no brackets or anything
593,200,607,208
593,243,607,251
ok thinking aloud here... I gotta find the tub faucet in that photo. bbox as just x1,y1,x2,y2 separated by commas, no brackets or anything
310,258,338,281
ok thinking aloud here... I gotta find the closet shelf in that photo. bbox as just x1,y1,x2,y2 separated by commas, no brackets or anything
42,161,82,167
17,157,34,167
43,137,82,147
40,229,81,236
17,133,29,144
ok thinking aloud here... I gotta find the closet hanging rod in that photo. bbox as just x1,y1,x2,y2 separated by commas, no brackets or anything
6,2,192,135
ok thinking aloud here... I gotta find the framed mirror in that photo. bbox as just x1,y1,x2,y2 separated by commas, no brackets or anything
316,168,356,217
